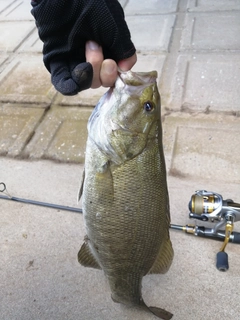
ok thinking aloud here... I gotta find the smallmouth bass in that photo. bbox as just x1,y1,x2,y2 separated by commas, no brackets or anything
78,70,174,319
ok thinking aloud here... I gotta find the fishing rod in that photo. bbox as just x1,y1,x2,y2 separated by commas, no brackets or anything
0,182,82,214
1,182,239,270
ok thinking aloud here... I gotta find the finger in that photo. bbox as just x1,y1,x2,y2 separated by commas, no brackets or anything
85,41,104,88
117,53,137,72
100,59,118,88
50,59,93,95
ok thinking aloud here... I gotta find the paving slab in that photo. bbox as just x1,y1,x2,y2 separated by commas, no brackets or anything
181,12,240,51
187,0,240,12
0,104,45,157
53,87,108,108
18,28,43,53
0,158,240,320
24,106,92,163
162,112,240,183
0,0,15,14
125,0,179,15
0,21,34,52
126,14,176,52
0,54,56,105
0,54,8,69
167,54,240,111
0,0,33,21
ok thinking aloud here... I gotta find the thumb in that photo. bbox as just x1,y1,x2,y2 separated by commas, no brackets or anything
50,59,93,96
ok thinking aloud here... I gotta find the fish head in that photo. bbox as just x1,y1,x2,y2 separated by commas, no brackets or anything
88,70,161,165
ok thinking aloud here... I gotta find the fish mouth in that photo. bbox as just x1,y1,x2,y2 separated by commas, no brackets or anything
118,70,158,85
116,70,158,94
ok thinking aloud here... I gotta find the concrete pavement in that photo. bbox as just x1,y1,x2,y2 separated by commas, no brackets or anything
1,0,240,319
1,158,240,320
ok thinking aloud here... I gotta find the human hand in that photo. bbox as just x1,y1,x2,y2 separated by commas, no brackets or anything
31,0,136,95
85,41,137,89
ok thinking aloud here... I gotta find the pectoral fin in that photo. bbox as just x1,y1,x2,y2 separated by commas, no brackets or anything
78,241,101,270
148,238,174,274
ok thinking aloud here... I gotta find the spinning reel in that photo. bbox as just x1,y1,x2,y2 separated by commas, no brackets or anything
171,190,240,271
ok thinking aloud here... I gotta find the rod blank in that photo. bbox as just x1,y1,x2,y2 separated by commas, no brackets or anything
0,194,82,214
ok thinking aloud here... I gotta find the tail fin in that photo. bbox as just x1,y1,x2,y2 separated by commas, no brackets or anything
109,273,173,319
140,300,173,319
148,306,173,320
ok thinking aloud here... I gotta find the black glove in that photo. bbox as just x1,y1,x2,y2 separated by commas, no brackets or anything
31,0,136,95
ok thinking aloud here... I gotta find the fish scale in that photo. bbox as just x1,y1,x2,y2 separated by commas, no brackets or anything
78,70,174,320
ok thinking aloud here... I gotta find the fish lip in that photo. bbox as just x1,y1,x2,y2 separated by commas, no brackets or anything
115,70,158,98
118,70,158,86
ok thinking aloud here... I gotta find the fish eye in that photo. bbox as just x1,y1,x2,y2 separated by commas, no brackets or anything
143,101,155,112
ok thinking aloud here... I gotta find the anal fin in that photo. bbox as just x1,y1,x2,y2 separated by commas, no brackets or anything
78,241,101,270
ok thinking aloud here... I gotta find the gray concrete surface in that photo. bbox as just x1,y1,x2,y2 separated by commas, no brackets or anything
1,0,240,319
1,159,240,320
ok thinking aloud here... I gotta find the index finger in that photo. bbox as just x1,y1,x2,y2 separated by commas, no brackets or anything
85,41,104,88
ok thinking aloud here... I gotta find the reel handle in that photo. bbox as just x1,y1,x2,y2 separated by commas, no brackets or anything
216,251,229,271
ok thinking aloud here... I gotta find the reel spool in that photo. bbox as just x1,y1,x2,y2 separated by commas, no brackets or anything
189,191,223,221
